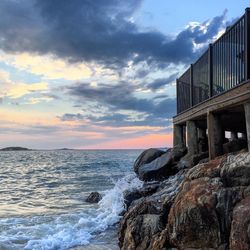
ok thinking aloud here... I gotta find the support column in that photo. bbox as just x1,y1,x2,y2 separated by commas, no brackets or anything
182,125,187,147
173,124,184,147
207,111,224,159
244,102,250,151
187,121,198,155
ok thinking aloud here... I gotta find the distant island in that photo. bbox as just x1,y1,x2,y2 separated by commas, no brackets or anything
56,148,73,150
0,147,31,151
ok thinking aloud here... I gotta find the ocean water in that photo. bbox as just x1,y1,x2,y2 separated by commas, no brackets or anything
0,150,144,250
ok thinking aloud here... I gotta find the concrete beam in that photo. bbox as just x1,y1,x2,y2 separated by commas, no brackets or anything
173,124,184,147
244,102,250,151
187,121,198,155
207,112,224,159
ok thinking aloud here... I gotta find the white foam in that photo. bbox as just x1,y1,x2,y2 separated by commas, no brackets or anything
0,173,143,250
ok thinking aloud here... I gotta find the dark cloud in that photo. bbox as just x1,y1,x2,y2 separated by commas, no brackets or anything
62,80,176,128
0,0,227,68
146,73,178,91
66,82,176,117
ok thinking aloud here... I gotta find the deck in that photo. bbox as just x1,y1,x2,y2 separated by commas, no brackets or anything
173,8,250,159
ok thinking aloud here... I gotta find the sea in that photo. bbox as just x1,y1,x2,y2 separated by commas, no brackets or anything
0,149,144,250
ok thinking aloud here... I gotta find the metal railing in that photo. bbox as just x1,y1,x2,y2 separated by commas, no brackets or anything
177,8,250,114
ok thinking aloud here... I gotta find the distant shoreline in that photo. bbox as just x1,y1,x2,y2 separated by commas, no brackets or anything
0,147,31,151
0,147,162,151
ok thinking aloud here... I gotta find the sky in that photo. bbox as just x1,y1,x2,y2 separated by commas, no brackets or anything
0,0,248,149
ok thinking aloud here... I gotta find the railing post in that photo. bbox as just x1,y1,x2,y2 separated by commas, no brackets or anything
190,64,194,107
176,78,179,114
208,44,213,97
245,8,250,80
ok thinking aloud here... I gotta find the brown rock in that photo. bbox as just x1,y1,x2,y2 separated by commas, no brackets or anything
186,155,226,180
168,177,223,249
121,214,163,250
134,148,165,174
229,196,250,250
119,200,162,249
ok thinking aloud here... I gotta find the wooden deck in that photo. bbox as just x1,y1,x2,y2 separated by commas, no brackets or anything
173,80,250,125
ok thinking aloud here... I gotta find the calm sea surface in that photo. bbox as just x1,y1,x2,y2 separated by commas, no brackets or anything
0,150,143,250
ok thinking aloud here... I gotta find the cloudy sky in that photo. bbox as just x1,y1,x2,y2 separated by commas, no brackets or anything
0,0,247,149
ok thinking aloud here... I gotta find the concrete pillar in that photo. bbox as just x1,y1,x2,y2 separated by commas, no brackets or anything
244,102,250,151
207,112,224,159
187,121,198,155
173,124,184,147
230,131,238,141
182,126,187,146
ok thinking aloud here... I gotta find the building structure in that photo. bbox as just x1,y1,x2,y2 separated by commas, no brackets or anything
173,8,250,159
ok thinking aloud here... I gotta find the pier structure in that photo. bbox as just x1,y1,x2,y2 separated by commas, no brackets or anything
173,8,250,159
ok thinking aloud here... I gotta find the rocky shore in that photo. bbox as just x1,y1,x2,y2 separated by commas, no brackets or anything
118,147,250,250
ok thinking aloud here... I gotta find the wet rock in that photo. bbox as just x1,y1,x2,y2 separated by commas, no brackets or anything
85,192,102,203
119,199,162,249
134,148,165,174
229,196,250,250
119,172,185,250
138,151,177,181
123,182,160,209
220,152,250,187
120,214,163,250
171,145,187,161
123,190,143,209
168,177,223,249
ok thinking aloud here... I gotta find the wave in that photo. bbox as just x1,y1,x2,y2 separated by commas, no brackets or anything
0,174,143,250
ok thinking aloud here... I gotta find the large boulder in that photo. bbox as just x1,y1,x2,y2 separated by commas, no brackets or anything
220,152,250,187
171,145,187,161
229,196,250,250
138,151,177,181
134,148,165,174
168,177,223,249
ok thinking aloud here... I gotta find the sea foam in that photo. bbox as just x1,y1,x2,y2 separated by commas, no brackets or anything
0,173,143,250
